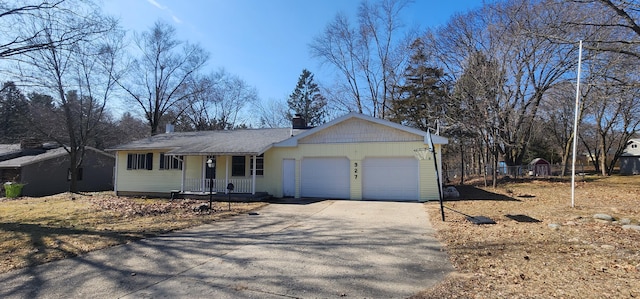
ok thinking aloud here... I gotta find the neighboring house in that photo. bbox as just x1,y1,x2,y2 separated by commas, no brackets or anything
619,139,640,175
108,113,448,202
0,141,115,197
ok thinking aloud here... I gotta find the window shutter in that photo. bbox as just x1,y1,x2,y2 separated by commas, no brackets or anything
146,153,153,170
159,153,165,169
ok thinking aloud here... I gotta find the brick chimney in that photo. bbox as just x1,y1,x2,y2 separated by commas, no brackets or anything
292,114,307,129
20,137,42,149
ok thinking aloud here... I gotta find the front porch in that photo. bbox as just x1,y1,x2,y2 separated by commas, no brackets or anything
177,154,263,195
183,178,254,194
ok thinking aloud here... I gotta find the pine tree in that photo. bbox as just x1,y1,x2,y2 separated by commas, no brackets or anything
0,82,30,143
287,69,327,127
389,38,447,132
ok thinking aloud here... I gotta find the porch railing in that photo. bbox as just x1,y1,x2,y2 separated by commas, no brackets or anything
183,178,253,193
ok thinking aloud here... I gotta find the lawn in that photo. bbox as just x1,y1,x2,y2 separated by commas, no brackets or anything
0,193,265,273
416,175,640,298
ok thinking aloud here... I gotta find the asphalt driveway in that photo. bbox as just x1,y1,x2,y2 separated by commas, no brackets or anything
0,200,452,298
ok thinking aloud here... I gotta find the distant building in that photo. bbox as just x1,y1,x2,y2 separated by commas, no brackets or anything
0,140,114,197
619,139,640,175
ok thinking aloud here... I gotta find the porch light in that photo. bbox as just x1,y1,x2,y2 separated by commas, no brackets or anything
207,158,215,210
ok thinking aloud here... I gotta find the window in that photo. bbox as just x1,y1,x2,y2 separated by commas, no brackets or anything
67,168,83,181
250,154,264,176
232,156,246,176
127,153,153,170
632,144,638,149
160,153,183,170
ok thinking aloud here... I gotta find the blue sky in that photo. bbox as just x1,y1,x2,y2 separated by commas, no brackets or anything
102,0,484,106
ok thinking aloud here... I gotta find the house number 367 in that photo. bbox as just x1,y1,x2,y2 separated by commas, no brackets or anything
354,162,358,179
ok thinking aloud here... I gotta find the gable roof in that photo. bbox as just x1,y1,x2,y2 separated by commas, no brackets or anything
107,113,449,156
107,128,302,156
621,139,640,157
273,112,448,148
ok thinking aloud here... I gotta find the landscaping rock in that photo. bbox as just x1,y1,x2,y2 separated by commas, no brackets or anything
619,218,632,225
621,225,640,231
548,223,561,230
593,214,614,221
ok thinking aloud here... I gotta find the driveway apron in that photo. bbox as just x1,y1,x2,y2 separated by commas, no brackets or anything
0,200,452,298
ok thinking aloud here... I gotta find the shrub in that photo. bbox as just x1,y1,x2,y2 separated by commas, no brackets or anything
4,182,24,198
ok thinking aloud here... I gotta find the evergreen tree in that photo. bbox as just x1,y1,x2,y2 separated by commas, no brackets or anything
0,82,30,143
389,38,447,132
287,69,327,127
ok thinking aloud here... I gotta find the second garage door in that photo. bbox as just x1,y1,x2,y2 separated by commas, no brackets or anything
301,157,350,198
363,157,419,201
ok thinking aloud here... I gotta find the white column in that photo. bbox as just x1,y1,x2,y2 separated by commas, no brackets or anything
201,156,205,192
252,155,256,195
180,156,185,192
113,153,118,193
225,155,230,194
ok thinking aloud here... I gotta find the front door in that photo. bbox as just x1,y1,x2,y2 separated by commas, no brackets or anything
282,159,295,197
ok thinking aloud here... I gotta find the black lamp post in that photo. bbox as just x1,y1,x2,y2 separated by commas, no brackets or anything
206,158,214,210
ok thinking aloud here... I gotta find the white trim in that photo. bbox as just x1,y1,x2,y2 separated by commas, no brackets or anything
272,112,448,148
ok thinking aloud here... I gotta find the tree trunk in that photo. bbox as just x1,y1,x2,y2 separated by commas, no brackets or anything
459,143,465,185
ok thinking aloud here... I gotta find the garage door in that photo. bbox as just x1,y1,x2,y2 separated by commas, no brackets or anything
363,157,419,201
301,157,350,198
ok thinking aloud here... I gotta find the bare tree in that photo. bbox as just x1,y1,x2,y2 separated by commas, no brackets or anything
539,81,587,176
580,51,640,175
254,98,290,128
118,20,209,135
563,0,640,60
13,0,121,192
178,69,258,130
0,0,91,58
433,0,579,170
310,0,413,117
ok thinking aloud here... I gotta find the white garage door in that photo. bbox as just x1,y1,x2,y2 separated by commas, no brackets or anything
363,157,419,201
301,157,350,198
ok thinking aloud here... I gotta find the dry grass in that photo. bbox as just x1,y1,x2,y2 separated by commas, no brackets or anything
0,192,265,273
416,175,640,299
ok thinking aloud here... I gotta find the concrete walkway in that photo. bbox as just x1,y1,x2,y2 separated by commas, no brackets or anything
0,200,452,298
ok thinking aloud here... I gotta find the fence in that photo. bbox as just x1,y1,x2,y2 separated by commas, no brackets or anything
444,164,589,183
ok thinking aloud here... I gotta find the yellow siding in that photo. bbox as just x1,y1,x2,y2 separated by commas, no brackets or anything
185,156,202,181
115,150,182,192
116,141,443,200
263,142,440,201
300,118,422,143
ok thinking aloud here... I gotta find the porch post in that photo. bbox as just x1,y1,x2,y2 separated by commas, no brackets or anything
225,155,230,194
180,157,185,192
201,156,205,192
252,155,256,195
114,153,118,192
